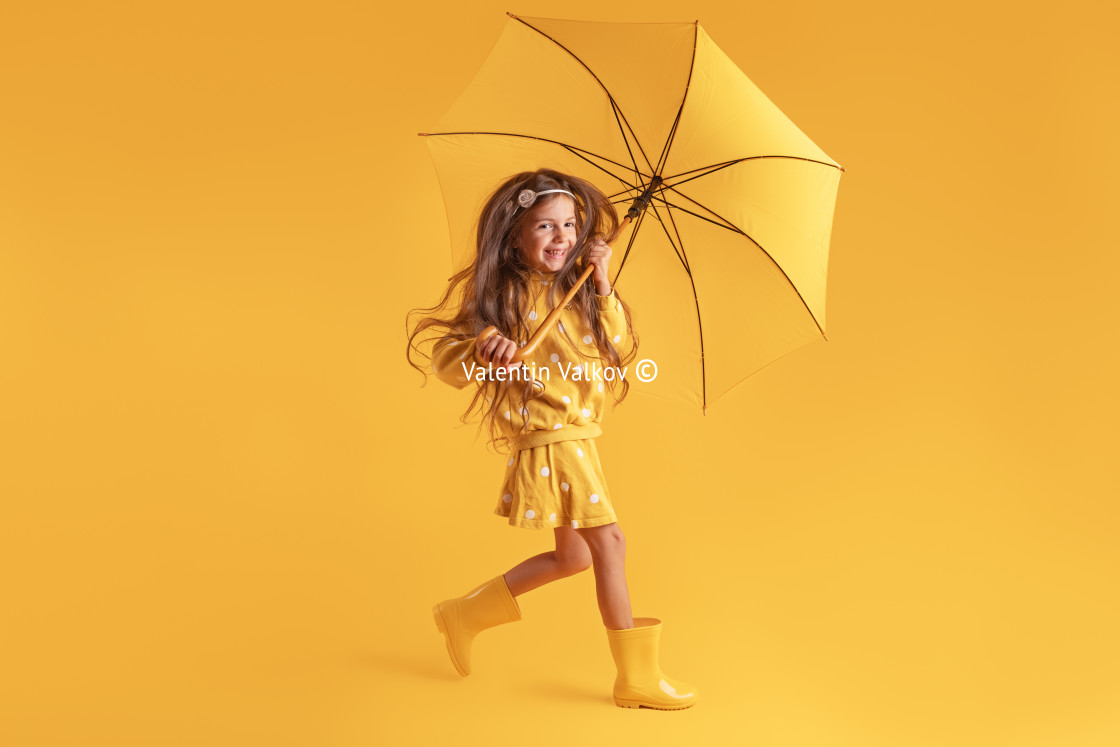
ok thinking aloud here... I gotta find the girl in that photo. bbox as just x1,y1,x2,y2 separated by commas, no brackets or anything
406,168,698,710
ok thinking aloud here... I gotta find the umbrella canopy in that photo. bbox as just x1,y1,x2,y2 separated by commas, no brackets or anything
421,14,844,411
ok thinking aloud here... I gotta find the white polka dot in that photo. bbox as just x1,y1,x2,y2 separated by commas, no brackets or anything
571,520,579,528
486,396,493,403
561,395,571,404
597,383,604,392
503,411,511,420
458,349,469,360
507,457,514,466
541,280,550,285
550,353,560,363
528,310,538,320
558,322,565,333
503,494,512,503
448,340,460,346
582,334,593,344
553,423,562,429
561,482,569,491
520,406,529,416
576,448,584,457
518,340,526,348
525,509,535,519
581,408,591,417
613,334,621,343
590,494,600,503
541,467,550,477
549,513,556,522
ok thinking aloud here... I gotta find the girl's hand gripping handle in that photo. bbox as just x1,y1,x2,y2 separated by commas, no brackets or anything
474,216,631,365
474,328,526,372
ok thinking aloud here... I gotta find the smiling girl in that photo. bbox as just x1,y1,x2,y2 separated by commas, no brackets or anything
406,168,698,710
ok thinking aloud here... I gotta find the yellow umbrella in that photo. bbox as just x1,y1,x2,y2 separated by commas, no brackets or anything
420,14,844,412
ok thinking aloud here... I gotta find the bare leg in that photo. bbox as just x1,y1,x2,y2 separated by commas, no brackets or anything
576,522,634,630
503,527,592,597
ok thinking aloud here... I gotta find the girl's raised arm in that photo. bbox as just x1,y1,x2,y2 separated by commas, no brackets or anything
432,335,479,390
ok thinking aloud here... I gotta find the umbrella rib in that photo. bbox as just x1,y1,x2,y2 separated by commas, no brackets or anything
648,192,744,235
661,182,750,236
653,159,843,236
655,187,693,275
558,144,644,198
665,159,742,188
422,131,639,175
653,20,700,178
651,189,829,341
611,203,649,287
660,156,845,272
664,159,741,181
555,146,652,231
646,198,690,271
512,15,656,174
610,99,645,179
665,155,844,185
609,198,639,215
646,196,708,412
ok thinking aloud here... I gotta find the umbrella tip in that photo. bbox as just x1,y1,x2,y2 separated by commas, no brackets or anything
507,11,517,18
418,132,428,137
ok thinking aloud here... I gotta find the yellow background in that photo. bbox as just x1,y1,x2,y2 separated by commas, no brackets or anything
2,1,1117,745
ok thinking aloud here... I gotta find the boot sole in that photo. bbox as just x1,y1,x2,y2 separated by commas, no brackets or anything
615,698,697,710
432,604,468,678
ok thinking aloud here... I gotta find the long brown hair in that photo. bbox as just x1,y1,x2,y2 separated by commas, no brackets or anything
406,168,639,453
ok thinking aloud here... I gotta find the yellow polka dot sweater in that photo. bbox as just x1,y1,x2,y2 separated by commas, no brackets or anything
432,271,635,530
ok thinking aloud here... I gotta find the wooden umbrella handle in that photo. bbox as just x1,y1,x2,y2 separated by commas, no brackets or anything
475,215,632,366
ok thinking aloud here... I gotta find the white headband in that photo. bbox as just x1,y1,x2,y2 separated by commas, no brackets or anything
516,188,575,209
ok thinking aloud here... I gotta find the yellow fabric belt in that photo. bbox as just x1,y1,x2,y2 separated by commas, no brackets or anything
512,423,603,451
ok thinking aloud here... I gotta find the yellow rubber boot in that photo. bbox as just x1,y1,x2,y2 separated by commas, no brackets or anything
605,617,698,710
432,574,522,677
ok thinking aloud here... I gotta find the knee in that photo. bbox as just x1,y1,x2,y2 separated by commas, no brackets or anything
586,523,626,559
555,546,593,575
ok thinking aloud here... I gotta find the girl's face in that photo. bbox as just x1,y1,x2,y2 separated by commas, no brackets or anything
514,195,577,274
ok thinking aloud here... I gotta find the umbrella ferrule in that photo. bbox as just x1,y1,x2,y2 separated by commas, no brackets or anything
626,176,663,219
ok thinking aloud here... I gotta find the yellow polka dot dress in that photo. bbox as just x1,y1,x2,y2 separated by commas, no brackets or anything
432,271,634,530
